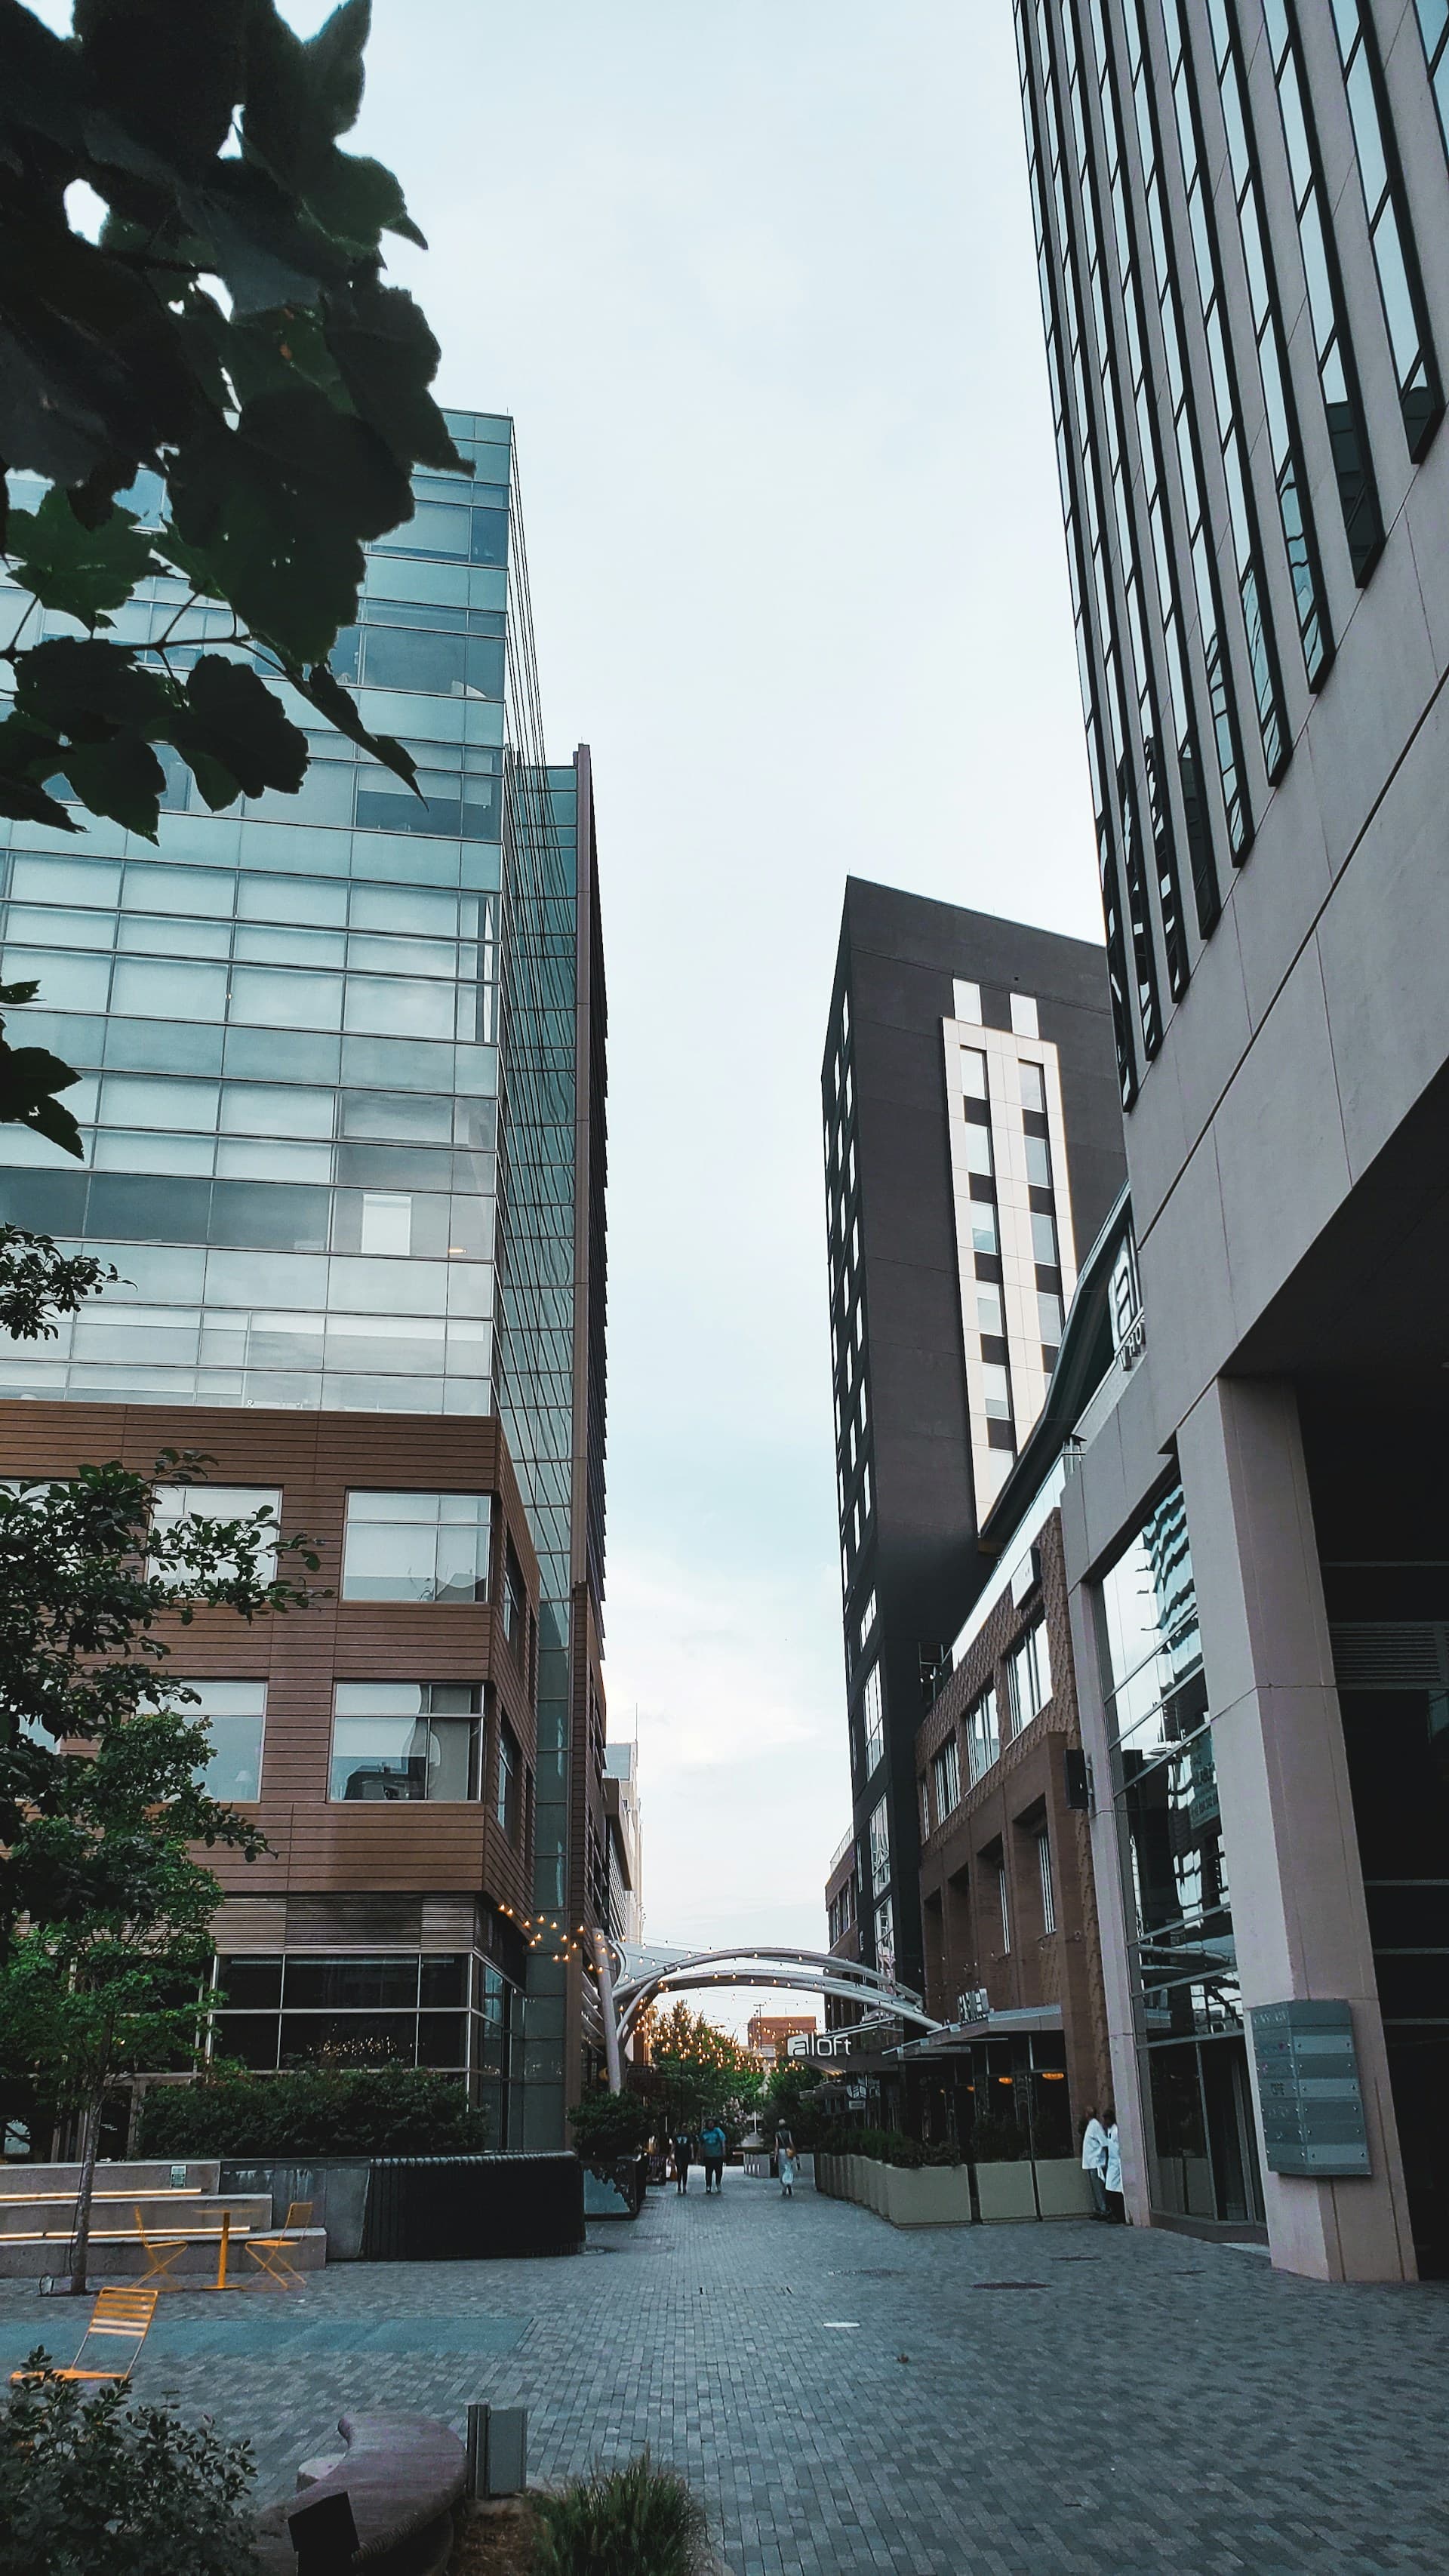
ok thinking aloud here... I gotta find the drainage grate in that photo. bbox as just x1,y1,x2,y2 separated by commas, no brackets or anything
972,2279,1048,2290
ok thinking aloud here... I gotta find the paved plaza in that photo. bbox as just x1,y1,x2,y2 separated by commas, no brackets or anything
3,2172,1448,2572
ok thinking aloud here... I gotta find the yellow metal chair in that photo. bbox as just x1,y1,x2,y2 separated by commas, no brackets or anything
11,2285,158,2384
132,2205,190,2287
244,2199,314,2289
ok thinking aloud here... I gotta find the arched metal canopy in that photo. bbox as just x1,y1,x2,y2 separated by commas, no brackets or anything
586,1933,943,2093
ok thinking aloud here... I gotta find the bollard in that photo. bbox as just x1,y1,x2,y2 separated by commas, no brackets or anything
466,2402,528,2498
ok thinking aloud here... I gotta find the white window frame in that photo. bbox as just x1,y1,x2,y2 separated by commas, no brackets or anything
869,1796,891,1896
862,1662,884,1774
1038,1828,1056,1935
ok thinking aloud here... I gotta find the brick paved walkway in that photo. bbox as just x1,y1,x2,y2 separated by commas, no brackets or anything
4,2172,1448,2572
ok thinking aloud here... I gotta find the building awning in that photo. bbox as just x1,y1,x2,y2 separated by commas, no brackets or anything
894,2004,1064,2057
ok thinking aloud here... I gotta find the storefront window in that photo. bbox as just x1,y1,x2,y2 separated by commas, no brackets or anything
1097,1481,1263,2226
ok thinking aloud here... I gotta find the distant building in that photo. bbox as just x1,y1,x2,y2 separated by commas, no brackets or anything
602,1742,643,1948
909,1199,1137,2155
821,880,1125,2003
748,2012,819,2067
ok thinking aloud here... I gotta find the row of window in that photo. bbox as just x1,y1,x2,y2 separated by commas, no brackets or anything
149,1482,528,1620
4,909,495,994
4,854,496,942
992,1831,1057,1952
208,1948,516,2078
1017,0,1449,1100
179,1676,525,1826
828,1878,857,1946
0,947,494,1045
921,1615,1056,1831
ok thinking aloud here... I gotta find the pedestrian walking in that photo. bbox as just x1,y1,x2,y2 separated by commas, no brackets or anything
1103,2104,1125,2224
1080,2104,1109,2219
672,2128,692,2194
777,2134,798,2198
700,2119,727,2194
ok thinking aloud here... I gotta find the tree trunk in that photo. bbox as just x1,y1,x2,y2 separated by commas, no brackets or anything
67,2091,103,2297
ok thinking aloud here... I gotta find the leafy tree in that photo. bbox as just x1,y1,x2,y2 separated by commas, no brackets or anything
0,1220,111,1340
0,1457,315,1952
0,1907,218,2292
0,1439,317,2288
647,2000,762,2133
761,2057,829,2147
0,0,466,1145
567,2086,654,2174
0,982,94,1160
0,2366,257,2576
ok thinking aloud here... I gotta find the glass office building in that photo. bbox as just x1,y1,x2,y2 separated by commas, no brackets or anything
0,414,521,1412
0,412,609,2146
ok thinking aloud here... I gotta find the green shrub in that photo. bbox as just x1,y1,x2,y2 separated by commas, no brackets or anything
137,2065,488,2159
921,2138,963,2167
968,2113,1029,2164
849,2126,923,2167
0,2365,257,2576
533,2452,705,2576
568,2090,654,2171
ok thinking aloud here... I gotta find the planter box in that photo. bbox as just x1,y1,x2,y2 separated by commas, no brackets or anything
881,2164,974,2227
974,2159,1038,2222
1033,2157,1095,2219
863,2159,886,2215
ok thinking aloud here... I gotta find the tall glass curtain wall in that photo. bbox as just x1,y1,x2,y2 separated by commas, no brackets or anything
1097,1482,1264,2227
0,414,512,1412
494,759,583,2144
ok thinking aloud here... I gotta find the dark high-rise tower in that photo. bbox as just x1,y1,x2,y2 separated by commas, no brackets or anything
821,880,1124,1998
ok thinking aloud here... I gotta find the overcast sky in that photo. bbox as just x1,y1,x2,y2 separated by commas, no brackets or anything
49,0,1107,2031
327,0,1105,2030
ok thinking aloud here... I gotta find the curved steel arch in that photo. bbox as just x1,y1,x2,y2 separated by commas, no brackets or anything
586,1935,943,2091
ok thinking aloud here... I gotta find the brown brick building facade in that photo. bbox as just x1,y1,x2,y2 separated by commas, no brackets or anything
0,1399,585,2144
912,1503,1111,2151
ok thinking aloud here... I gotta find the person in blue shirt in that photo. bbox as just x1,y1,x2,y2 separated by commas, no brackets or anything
700,2121,727,2193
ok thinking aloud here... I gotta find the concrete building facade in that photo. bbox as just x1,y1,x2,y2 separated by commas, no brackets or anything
1015,0,1449,2276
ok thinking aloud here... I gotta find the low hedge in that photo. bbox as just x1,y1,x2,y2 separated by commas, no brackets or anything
841,2128,962,2168
137,2066,488,2159
838,2124,1039,2167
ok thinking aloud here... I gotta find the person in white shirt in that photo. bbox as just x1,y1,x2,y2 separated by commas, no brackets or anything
1080,2106,1109,2220
1103,2106,1124,2224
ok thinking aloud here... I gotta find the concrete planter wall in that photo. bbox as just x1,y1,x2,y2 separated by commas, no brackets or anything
218,2159,371,2259
1034,2158,1096,2219
974,2159,1038,2222
821,2144,1095,2227
881,2165,974,2227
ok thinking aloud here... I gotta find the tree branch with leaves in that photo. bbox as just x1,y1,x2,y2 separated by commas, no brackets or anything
0,1433,319,2289
0,0,466,1145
